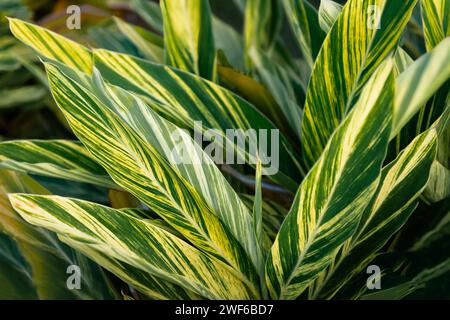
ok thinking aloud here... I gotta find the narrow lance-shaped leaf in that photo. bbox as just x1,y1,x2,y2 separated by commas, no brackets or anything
8,18,92,73
244,0,282,66
44,62,261,296
161,0,216,80
265,60,394,299
0,169,113,299
283,0,325,69
59,235,200,300
9,194,255,300
311,128,438,299
301,0,417,168
392,38,450,138
0,140,116,188
421,0,450,51
87,64,264,278
93,49,302,190
253,160,263,249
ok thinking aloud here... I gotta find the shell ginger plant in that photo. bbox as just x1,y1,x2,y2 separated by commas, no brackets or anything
0,0,449,300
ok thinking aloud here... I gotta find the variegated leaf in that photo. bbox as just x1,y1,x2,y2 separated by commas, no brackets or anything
311,128,438,299
301,0,418,168
265,60,394,299
421,0,450,51
161,0,216,80
0,140,116,188
114,17,164,63
283,0,325,69
9,194,256,300
44,62,261,296
0,169,113,299
393,38,450,138
244,0,282,67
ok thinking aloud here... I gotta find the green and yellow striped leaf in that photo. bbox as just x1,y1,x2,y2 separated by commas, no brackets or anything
311,128,438,299
301,0,418,168
161,0,216,80
93,49,302,190
44,61,261,296
283,0,325,69
241,195,288,244
59,236,199,300
421,0,450,51
0,140,116,188
265,60,394,299
0,169,113,299
130,0,245,70
88,65,264,277
8,18,92,74
9,194,255,300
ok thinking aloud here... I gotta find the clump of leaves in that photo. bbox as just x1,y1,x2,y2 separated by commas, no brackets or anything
0,0,449,300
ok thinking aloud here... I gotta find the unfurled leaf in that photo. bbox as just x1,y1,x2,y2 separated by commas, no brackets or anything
0,140,116,188
312,128,438,299
44,61,261,297
265,61,394,299
94,49,302,190
8,18,92,73
283,0,325,69
10,194,256,299
161,0,216,80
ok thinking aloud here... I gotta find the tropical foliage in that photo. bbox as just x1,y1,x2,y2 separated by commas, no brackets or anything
0,0,449,300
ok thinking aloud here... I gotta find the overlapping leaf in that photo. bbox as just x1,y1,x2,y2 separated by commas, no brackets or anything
0,169,113,299
44,61,261,296
161,0,216,80
311,128,438,299
301,0,418,168
9,194,255,299
93,49,301,190
0,140,116,188
265,61,394,299
421,0,450,51
283,0,325,69
318,0,343,33
8,18,92,73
